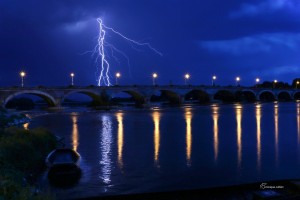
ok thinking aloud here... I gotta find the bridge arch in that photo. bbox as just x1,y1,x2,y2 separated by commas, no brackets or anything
294,91,300,100
3,90,56,107
239,90,256,102
149,90,167,103
159,89,182,104
258,90,276,101
277,91,292,101
111,90,146,106
62,90,104,106
185,89,210,103
214,90,235,102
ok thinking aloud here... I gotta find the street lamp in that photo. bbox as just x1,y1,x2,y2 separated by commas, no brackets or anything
152,73,158,86
70,73,75,86
184,73,190,85
212,75,217,86
20,71,26,87
236,76,240,87
256,78,260,87
115,72,121,85
273,79,278,89
297,81,299,89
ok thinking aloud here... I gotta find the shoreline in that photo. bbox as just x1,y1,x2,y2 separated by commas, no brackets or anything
0,108,31,128
13,101,300,200
74,179,300,200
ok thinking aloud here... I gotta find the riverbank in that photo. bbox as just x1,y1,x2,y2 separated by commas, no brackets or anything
0,127,57,199
75,179,300,200
0,107,30,127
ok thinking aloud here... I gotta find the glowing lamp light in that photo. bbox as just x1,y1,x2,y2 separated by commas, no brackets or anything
256,78,260,83
115,72,121,85
20,71,26,87
152,73,158,85
184,73,190,85
184,73,190,79
70,72,75,86
236,76,240,87
20,71,26,77
212,75,217,86
273,79,278,89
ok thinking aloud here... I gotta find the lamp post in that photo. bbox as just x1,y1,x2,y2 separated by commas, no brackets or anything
184,73,190,85
297,81,299,89
256,78,260,88
236,76,240,87
70,73,75,86
152,73,158,86
212,75,217,86
20,71,26,87
273,80,278,89
115,72,121,85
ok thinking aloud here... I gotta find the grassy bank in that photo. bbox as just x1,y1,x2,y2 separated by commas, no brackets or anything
0,127,57,200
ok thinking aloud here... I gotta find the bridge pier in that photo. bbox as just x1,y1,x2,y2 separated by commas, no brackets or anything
179,95,185,104
143,96,151,106
208,94,215,103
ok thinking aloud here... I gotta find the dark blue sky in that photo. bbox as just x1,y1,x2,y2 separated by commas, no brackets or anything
1,0,300,86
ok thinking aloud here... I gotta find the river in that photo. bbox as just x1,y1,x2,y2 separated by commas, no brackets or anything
25,102,300,199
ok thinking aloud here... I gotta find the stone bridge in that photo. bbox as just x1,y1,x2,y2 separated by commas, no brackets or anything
0,85,299,108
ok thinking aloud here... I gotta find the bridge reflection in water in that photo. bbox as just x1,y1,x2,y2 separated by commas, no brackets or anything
152,111,161,167
298,104,300,146
274,103,279,167
185,108,192,166
116,112,124,169
212,106,219,162
235,104,243,170
256,104,261,171
297,103,300,164
41,102,300,198
71,114,79,152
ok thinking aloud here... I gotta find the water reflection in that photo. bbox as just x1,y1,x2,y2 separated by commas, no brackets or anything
297,104,300,164
116,112,124,169
256,104,261,171
152,111,161,166
235,104,242,169
185,108,192,166
274,103,279,166
71,114,79,151
99,115,112,185
23,123,29,130
212,106,219,162
297,104,300,145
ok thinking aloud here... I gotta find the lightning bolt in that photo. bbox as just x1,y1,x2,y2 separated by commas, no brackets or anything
96,18,110,86
94,18,162,86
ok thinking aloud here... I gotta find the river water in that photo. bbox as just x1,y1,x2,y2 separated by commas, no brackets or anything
26,102,300,199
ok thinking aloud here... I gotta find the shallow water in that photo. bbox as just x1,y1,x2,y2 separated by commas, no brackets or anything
27,102,300,199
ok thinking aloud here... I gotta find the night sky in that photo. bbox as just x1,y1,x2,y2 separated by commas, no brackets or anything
1,0,300,87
